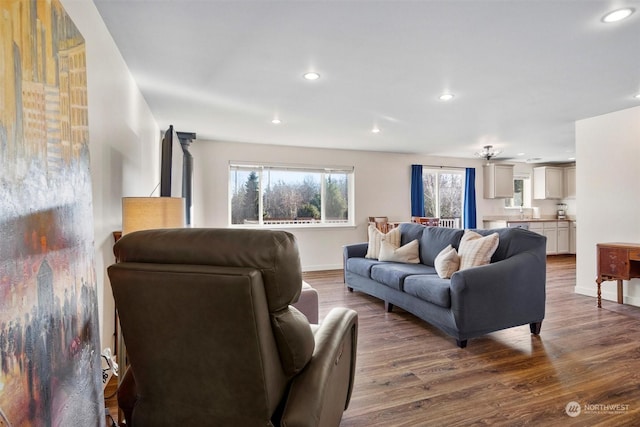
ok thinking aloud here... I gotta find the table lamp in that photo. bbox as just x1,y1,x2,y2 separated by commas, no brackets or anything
121,196,185,235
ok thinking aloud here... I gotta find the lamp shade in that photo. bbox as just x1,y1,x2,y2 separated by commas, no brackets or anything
122,197,185,235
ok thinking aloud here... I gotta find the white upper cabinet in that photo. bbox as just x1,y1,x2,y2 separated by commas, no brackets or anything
564,166,576,199
533,166,564,199
483,164,514,199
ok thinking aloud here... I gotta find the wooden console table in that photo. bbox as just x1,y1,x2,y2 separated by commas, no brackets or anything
595,243,640,308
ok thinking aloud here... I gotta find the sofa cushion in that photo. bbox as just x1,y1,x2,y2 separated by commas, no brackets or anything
434,244,460,279
473,227,537,262
458,230,500,270
365,225,401,259
399,222,425,246
346,257,383,278
403,275,452,308
419,227,465,266
371,263,436,291
379,239,420,263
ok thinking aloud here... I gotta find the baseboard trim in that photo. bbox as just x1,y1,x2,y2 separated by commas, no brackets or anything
302,264,342,272
575,285,640,307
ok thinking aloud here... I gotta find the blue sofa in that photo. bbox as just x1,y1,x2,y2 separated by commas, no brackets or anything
343,223,546,347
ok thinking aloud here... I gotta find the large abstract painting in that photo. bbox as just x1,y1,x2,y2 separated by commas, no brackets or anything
0,1,104,426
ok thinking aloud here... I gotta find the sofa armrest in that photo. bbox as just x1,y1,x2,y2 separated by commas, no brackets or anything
280,307,358,427
343,242,368,259
449,250,546,337
343,243,368,282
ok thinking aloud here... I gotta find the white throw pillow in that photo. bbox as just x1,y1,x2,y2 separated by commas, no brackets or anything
379,239,420,263
458,230,499,270
365,225,401,259
434,244,460,278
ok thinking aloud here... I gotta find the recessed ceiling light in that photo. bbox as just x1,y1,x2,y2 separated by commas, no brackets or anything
568,157,576,161
635,93,640,99
439,93,454,101
517,152,525,156
303,72,320,81
601,8,635,23
271,118,281,124
371,127,381,134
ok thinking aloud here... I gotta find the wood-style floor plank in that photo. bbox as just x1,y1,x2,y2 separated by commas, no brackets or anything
105,255,640,426
304,255,640,426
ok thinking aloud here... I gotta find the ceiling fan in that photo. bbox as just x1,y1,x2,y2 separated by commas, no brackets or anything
475,145,505,162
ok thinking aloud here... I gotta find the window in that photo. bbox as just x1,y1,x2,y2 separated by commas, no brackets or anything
229,163,353,227
504,174,531,208
423,168,464,228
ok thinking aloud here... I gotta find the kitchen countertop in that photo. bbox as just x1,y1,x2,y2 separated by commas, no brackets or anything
483,216,576,223
506,218,570,223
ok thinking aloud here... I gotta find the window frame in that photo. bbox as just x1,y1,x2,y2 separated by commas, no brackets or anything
504,173,532,209
228,162,355,228
422,167,466,225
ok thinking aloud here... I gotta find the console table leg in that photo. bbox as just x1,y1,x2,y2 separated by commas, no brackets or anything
617,280,623,304
596,278,602,308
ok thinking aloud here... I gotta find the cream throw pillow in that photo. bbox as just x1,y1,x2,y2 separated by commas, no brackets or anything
458,230,499,270
434,244,460,278
379,239,420,263
365,225,401,259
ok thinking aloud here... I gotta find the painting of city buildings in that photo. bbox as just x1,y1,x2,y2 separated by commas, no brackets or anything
0,1,103,425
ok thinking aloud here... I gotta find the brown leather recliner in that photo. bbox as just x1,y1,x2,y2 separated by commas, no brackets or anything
108,228,357,427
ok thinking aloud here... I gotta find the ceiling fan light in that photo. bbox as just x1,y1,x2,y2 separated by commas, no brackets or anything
474,144,501,160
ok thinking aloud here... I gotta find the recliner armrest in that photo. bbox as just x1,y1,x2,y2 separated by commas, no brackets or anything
116,365,138,424
280,307,358,427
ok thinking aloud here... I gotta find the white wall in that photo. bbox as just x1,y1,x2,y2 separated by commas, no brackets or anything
191,140,506,271
61,0,160,351
575,106,640,305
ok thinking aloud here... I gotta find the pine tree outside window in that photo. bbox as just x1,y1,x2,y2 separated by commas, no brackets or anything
229,163,354,227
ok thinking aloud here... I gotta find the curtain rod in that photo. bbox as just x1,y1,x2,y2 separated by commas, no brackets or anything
421,165,467,171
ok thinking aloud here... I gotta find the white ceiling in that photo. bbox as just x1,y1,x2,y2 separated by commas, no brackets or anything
93,0,640,163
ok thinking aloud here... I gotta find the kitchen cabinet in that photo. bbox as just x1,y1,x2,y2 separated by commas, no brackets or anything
533,166,564,200
557,221,570,254
564,166,576,199
570,221,577,254
483,220,507,229
524,221,569,255
543,222,558,254
529,222,543,235
483,164,514,199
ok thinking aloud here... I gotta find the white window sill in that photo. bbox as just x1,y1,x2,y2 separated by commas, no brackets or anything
228,223,356,231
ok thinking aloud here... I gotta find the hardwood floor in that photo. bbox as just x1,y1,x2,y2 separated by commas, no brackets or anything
106,255,640,426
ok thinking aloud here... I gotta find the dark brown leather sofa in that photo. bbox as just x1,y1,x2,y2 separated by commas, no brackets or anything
108,228,358,426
